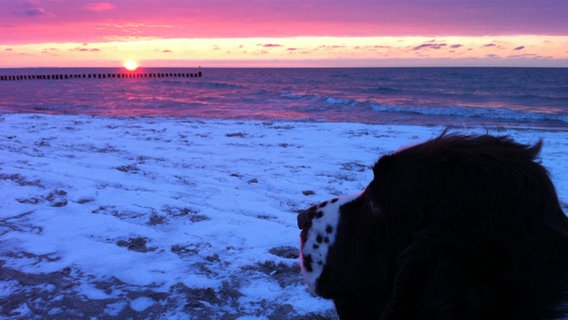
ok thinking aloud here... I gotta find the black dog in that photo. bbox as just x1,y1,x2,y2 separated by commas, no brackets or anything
298,133,568,319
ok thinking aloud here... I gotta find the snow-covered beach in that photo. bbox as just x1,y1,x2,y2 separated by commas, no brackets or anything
1,113,567,319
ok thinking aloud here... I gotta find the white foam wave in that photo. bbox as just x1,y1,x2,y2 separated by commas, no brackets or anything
370,103,568,126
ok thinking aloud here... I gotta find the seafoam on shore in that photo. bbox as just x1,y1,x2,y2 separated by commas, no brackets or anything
1,113,567,319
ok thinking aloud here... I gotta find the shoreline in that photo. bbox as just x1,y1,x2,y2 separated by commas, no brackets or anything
2,110,567,133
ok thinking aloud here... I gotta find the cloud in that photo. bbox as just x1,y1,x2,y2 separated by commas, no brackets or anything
260,44,283,48
514,46,525,51
25,8,48,16
72,44,100,52
84,2,115,12
41,47,60,56
314,45,347,50
5,48,14,52
413,43,447,50
508,53,537,58
18,4,49,17
483,43,496,47
450,44,463,49
162,49,173,53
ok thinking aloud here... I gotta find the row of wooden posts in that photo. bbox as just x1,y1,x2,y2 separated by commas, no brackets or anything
0,71,203,81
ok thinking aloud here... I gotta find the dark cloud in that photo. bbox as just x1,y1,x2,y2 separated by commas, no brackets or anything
413,43,447,50
315,45,347,50
41,48,60,56
450,44,463,49
483,43,496,47
162,49,173,53
508,53,536,58
72,45,100,52
15,2,51,17
514,46,525,51
287,48,298,51
261,44,283,48
23,7,49,16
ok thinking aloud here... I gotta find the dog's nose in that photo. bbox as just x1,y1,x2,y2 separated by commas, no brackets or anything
297,209,309,229
297,208,313,230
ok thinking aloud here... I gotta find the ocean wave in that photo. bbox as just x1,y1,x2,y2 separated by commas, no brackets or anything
279,90,568,128
281,92,356,106
513,94,568,105
369,87,400,94
280,92,305,100
370,104,568,126
172,81,245,90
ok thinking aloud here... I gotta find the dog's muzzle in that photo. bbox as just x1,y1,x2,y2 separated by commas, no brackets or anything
298,192,363,293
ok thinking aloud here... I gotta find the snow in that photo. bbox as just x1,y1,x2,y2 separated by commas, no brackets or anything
130,296,156,312
1,113,567,319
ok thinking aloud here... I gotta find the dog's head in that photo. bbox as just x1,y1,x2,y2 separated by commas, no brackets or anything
298,133,568,319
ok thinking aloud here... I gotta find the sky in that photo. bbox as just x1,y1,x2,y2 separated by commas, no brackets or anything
1,0,568,68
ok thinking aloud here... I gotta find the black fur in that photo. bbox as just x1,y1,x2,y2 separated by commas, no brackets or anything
302,134,568,319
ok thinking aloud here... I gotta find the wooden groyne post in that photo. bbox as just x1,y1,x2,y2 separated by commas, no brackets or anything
0,71,203,81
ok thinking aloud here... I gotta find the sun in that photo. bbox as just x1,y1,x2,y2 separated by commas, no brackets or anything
123,60,139,71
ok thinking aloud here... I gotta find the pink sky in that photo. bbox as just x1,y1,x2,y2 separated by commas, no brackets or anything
1,0,567,67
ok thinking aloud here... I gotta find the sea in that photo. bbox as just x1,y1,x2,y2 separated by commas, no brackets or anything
1,67,567,131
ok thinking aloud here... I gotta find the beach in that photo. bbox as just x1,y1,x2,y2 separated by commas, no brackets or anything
1,113,567,319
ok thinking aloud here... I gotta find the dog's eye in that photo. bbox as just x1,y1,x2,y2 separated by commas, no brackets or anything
365,198,381,216
370,201,381,215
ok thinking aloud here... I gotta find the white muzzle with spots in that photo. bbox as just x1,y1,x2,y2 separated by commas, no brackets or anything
297,192,362,293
